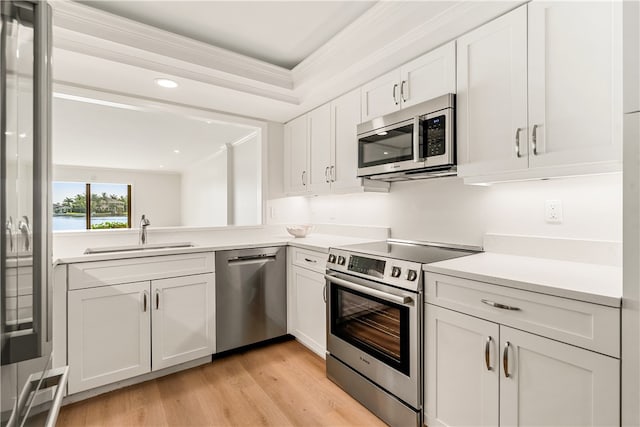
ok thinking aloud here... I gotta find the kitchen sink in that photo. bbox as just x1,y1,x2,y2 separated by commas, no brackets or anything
84,242,195,255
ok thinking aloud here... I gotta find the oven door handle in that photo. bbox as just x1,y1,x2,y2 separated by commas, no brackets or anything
324,274,413,306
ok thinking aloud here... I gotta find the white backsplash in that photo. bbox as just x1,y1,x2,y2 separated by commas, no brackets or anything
267,173,622,248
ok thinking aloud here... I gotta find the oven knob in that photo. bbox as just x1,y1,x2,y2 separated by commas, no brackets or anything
337,256,346,266
328,254,337,264
391,266,402,278
407,269,418,281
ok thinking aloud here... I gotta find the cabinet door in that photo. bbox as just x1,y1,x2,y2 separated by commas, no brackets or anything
528,1,622,169
425,305,499,427
284,115,308,194
361,69,401,122
290,266,326,357
500,326,619,427
68,281,151,394
456,5,528,177
400,41,456,109
308,103,332,194
330,89,363,192
151,273,215,370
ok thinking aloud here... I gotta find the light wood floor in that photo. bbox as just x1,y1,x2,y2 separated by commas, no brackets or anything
57,339,387,427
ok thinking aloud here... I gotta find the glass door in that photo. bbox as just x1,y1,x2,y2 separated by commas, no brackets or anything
330,284,410,375
358,122,416,169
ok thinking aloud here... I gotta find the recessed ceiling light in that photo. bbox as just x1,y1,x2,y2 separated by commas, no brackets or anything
19,133,26,139
383,151,389,155
377,131,388,136
173,149,180,154
155,78,178,89
159,165,165,168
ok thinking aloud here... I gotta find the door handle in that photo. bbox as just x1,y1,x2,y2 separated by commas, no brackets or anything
481,299,521,311
503,341,511,378
155,290,160,310
515,128,522,158
485,336,493,371
330,166,335,182
142,291,148,312
323,284,327,303
302,171,306,186
325,166,330,183
392,83,399,105
531,124,539,155
400,80,408,102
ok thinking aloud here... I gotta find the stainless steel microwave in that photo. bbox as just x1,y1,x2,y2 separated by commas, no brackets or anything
357,94,455,181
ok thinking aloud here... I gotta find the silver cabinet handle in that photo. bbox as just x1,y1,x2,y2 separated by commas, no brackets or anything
481,299,521,311
5,216,13,252
485,336,493,371
400,80,408,102
323,284,327,303
302,171,306,186
515,128,522,158
155,290,160,310
17,216,31,252
503,341,511,378
531,124,539,155
330,165,335,182
392,83,399,105
325,166,330,183
304,257,317,263
142,291,148,312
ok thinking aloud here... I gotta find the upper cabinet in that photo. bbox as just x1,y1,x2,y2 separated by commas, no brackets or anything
284,89,389,196
361,41,456,122
458,2,623,183
284,114,309,195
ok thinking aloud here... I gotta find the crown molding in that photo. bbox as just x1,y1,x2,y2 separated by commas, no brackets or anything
51,0,294,89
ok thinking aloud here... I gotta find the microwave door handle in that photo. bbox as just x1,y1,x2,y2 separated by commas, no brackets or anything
413,116,421,162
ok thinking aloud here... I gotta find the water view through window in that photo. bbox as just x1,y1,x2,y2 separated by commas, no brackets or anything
53,182,130,231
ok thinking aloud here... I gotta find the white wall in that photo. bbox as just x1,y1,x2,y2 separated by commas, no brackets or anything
181,150,227,226
53,165,181,227
232,134,261,225
267,173,622,246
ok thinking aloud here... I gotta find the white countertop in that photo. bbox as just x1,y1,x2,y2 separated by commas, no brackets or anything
423,252,622,307
54,233,377,264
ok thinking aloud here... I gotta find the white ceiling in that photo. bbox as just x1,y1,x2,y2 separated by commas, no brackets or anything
52,96,257,172
75,1,376,69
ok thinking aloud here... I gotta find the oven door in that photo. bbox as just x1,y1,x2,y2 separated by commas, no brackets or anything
325,271,421,408
357,117,423,177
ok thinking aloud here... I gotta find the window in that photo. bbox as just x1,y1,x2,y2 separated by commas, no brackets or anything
53,182,131,231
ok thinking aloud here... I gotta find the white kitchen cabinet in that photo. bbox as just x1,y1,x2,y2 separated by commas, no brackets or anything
287,247,326,357
308,103,332,194
68,281,151,394
284,89,388,196
527,1,622,170
425,305,499,427
456,5,528,177
424,271,621,427
66,252,216,395
151,274,215,371
361,42,456,122
458,2,622,182
284,114,309,194
500,326,619,427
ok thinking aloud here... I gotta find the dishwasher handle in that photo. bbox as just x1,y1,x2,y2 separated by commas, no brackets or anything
227,254,277,266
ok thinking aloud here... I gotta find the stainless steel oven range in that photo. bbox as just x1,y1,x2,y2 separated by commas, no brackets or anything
325,240,479,427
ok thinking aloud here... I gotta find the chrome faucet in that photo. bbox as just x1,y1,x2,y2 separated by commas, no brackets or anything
139,214,150,245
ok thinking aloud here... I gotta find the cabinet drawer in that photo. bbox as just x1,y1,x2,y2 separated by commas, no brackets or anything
291,247,326,273
425,273,620,357
68,252,215,290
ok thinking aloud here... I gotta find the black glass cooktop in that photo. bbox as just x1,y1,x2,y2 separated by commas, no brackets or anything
336,240,480,264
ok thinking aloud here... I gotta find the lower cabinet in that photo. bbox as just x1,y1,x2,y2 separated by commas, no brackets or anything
425,304,620,427
288,247,327,357
68,273,215,394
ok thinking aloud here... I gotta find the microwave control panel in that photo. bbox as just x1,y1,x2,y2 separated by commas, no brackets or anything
424,115,446,157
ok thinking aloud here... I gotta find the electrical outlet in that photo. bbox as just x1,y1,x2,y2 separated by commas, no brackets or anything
545,200,563,223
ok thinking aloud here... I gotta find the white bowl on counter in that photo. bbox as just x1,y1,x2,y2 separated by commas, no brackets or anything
286,225,313,238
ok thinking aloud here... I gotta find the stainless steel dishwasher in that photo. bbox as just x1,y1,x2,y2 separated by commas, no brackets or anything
215,246,287,352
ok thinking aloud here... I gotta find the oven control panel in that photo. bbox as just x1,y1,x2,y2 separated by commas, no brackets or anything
327,249,423,292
